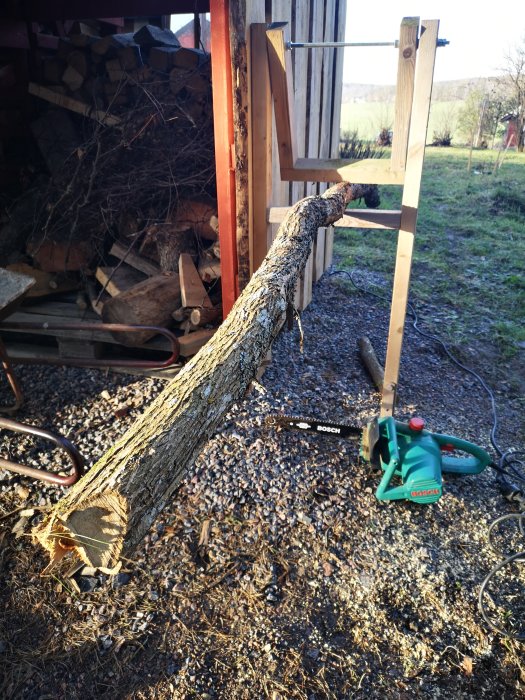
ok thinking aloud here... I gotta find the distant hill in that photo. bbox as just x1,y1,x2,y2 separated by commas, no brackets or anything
342,77,500,104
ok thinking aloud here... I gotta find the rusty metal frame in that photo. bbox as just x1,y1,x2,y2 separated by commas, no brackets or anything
0,322,180,370
0,416,84,486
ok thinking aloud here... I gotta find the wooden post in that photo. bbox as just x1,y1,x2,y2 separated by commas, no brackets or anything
229,1,250,293
380,20,439,417
250,23,273,274
391,18,418,172
210,0,238,316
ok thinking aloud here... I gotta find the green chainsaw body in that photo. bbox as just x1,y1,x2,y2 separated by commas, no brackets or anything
362,416,492,504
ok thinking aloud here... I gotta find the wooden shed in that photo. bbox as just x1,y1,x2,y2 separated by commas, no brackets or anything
0,2,440,416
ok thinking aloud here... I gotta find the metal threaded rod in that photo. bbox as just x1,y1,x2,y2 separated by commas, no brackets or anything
286,39,449,49
287,41,398,49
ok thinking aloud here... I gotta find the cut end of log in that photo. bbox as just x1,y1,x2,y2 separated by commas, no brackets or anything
33,490,127,572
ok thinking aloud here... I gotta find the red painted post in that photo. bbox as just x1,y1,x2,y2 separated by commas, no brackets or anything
209,0,238,316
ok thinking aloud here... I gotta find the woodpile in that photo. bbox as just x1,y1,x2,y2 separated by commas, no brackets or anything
0,21,222,369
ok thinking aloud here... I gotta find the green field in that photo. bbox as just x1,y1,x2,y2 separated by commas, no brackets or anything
333,146,525,387
341,100,461,143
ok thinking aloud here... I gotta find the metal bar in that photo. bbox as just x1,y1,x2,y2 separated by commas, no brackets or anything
0,416,84,486
0,322,180,369
288,39,448,49
0,338,24,413
288,41,398,49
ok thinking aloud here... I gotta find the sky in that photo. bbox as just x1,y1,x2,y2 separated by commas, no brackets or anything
344,1,525,84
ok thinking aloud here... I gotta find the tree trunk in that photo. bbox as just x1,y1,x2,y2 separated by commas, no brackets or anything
33,183,368,571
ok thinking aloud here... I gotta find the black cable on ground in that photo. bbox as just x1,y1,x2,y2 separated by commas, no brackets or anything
329,267,525,639
479,513,525,641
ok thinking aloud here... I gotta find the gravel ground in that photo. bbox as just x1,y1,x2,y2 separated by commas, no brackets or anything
0,269,524,699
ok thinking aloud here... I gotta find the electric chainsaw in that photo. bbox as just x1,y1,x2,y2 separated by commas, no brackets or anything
268,414,492,504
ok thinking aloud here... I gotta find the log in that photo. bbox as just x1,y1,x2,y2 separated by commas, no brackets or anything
189,306,221,327
358,336,385,391
32,183,363,572
133,25,180,49
173,199,219,241
101,273,181,346
198,257,221,283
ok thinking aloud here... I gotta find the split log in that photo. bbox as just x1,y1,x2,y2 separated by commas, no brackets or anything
179,253,212,308
32,183,364,572
101,273,181,346
133,25,180,49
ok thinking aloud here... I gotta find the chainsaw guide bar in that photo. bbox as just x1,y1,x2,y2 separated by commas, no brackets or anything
266,415,363,440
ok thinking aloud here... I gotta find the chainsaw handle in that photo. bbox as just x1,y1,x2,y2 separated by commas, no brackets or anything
432,433,491,474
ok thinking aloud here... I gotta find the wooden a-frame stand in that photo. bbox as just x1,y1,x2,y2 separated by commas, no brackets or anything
254,16,439,417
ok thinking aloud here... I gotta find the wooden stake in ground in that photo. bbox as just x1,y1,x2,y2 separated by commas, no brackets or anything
33,183,370,571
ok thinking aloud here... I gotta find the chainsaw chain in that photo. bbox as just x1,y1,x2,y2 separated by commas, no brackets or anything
265,415,362,440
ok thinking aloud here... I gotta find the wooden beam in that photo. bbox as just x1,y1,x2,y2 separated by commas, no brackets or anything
1,2,210,21
178,328,215,357
95,265,146,297
249,23,273,274
109,242,160,277
264,14,407,187
210,0,237,316
381,19,439,418
266,23,297,170
269,207,401,229
329,0,347,158
391,17,418,172
282,157,404,185
28,83,120,127
229,0,250,293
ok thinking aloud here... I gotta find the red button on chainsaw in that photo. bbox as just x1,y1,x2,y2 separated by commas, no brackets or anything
408,417,425,432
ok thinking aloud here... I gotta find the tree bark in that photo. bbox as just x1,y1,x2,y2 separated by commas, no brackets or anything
33,182,368,571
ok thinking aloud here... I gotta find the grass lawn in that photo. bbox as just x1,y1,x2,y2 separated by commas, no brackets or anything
341,100,461,142
333,146,525,383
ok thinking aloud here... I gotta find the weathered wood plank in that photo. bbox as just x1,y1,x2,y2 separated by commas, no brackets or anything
96,265,147,297
28,83,121,126
109,242,161,277
269,207,402,229
250,23,273,274
178,328,215,357
391,17,418,172
381,19,438,417
179,254,212,308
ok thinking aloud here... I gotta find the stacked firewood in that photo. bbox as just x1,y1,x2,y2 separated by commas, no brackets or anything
1,23,221,361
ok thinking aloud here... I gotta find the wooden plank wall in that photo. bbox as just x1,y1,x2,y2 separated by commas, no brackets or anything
268,0,347,310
